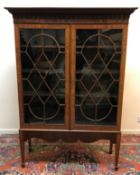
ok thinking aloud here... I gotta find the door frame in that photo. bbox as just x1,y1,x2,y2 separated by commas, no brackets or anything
15,24,70,129
70,24,128,131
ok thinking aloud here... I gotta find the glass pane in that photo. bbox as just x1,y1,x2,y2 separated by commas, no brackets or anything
20,28,65,124
75,29,122,126
101,29,122,46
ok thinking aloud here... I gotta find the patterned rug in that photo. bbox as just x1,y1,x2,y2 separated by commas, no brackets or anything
0,134,140,175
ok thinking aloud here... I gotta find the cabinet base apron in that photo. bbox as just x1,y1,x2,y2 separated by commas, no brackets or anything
19,129,121,171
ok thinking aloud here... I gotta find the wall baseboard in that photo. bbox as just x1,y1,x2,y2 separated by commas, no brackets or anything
0,129,19,134
0,129,140,135
121,129,140,135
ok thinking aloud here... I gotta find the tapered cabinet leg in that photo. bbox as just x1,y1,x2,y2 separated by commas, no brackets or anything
115,133,121,171
19,131,25,168
28,138,32,152
109,139,113,154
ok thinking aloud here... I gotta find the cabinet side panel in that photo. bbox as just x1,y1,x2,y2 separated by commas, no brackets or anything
117,24,128,130
14,24,24,128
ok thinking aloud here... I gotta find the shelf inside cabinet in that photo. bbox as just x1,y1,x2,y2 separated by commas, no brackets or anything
24,91,65,97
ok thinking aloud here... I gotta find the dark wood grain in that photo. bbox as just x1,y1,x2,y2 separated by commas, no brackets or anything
5,7,136,24
6,7,136,170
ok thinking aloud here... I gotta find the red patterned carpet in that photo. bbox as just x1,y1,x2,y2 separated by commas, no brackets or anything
0,134,140,175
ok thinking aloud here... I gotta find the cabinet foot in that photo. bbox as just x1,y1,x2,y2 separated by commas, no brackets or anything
28,138,32,152
19,131,25,168
109,140,113,154
21,163,25,168
114,133,121,171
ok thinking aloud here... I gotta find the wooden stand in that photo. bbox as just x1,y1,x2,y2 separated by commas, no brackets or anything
19,129,121,170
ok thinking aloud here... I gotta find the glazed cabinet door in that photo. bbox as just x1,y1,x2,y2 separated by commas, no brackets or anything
16,25,70,129
71,25,126,130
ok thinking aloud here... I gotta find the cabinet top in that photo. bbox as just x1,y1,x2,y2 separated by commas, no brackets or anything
5,7,137,24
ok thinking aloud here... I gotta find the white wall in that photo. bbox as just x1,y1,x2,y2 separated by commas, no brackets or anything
0,0,140,134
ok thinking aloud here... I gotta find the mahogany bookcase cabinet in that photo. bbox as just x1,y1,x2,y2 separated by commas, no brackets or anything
6,7,136,170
